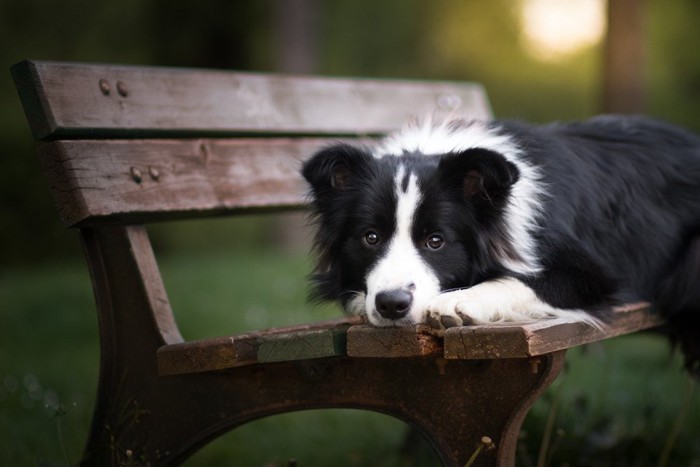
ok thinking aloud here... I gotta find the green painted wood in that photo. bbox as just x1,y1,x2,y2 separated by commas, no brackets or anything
157,318,359,375
256,326,349,363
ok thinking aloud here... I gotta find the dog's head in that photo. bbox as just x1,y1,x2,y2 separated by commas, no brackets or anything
302,124,527,326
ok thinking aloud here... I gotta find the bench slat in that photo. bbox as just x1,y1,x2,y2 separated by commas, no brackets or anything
257,327,348,364
346,325,443,358
444,303,661,359
38,138,339,226
345,304,660,360
158,305,661,375
157,317,360,376
12,60,491,141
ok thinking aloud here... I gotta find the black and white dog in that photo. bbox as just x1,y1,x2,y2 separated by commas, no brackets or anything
302,116,700,373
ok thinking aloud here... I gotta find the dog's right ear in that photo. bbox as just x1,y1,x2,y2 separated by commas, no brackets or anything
438,148,520,206
302,143,372,194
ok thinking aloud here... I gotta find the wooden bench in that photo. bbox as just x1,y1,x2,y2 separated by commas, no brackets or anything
12,60,662,467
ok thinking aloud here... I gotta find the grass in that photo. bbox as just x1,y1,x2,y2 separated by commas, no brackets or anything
1,245,699,466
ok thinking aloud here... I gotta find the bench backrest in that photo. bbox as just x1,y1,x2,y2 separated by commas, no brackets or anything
12,61,492,227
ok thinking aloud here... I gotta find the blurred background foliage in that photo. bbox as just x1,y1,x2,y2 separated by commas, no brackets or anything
2,0,700,465
3,0,700,264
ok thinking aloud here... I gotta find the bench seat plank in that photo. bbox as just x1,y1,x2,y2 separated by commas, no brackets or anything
38,138,342,226
444,303,661,359
346,325,443,358
157,317,361,376
160,305,661,375
345,304,660,359
256,326,349,364
12,60,491,140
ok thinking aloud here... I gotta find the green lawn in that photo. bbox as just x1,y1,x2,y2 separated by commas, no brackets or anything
1,247,698,466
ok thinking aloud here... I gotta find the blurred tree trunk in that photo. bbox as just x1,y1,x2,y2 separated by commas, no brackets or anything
273,0,320,74
271,0,320,251
602,0,648,113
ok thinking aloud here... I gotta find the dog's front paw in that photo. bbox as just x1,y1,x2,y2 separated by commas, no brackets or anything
425,290,476,334
425,278,535,332
425,278,575,334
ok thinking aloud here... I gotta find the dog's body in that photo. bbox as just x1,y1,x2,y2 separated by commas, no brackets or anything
302,115,700,373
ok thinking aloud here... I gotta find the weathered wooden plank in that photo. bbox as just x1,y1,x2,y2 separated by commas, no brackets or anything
157,317,361,375
444,303,661,360
157,304,661,373
346,325,443,358
37,138,339,227
257,327,348,363
12,60,492,140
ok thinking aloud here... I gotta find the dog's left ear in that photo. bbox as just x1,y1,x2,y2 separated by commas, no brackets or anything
438,148,520,204
302,143,372,195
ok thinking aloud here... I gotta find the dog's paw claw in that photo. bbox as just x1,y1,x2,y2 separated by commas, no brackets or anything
425,290,483,330
426,300,469,331
456,310,475,326
427,313,442,329
439,315,461,329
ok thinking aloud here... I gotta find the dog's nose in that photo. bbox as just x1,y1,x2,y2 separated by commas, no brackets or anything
375,289,413,320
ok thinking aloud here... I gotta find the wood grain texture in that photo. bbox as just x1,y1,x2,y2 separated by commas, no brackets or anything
12,60,491,140
159,304,662,373
346,325,443,358
257,327,348,363
157,317,360,375
444,303,662,360
38,138,335,226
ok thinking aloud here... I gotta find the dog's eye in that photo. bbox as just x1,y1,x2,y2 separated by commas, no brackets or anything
363,230,380,247
426,234,444,250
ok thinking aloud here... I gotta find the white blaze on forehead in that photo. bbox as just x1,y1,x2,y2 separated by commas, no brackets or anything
373,118,544,276
394,166,419,243
364,165,441,326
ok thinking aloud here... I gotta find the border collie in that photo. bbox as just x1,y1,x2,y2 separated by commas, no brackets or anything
302,116,700,374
